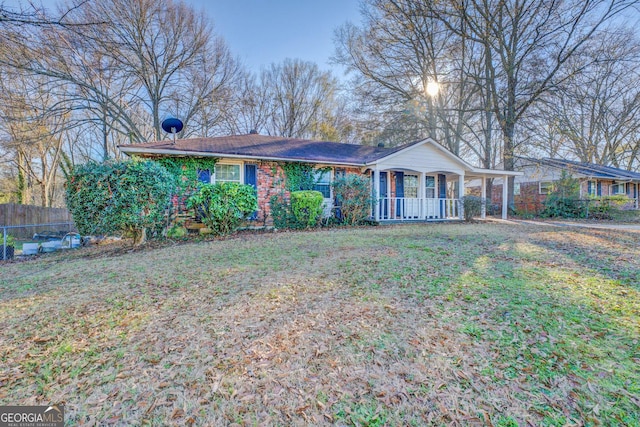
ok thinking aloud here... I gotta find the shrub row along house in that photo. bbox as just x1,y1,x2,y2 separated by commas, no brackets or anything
487,158,640,214
119,133,520,224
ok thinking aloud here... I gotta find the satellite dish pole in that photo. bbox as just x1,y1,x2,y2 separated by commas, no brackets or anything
161,117,184,144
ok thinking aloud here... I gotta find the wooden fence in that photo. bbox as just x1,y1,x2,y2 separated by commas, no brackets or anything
0,203,73,227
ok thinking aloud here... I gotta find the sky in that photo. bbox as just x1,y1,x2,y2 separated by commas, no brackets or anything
6,0,363,77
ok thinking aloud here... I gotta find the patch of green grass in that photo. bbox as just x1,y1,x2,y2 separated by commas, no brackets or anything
1,223,639,425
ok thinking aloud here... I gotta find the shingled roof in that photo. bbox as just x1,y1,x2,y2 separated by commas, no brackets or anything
119,134,420,166
521,157,640,180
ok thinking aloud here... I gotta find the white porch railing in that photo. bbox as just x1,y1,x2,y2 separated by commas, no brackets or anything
373,197,461,221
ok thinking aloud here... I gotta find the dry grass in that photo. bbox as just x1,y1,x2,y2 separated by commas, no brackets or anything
0,222,639,426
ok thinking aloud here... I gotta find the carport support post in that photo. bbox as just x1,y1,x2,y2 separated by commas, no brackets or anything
373,168,380,221
458,174,465,220
502,175,508,219
481,177,486,219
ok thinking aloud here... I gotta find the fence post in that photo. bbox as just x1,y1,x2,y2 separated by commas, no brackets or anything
2,227,6,261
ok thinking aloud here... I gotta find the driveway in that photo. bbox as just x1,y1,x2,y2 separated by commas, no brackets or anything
496,218,640,232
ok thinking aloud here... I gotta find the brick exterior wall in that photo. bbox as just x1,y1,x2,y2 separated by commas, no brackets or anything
487,179,637,215
253,163,365,226
255,161,287,226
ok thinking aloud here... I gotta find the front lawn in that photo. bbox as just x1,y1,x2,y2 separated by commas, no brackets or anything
0,223,638,425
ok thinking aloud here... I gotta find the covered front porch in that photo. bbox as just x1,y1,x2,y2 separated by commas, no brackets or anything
369,168,515,221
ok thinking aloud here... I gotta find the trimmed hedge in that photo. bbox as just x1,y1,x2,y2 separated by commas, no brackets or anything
290,190,324,228
186,182,258,236
65,159,173,245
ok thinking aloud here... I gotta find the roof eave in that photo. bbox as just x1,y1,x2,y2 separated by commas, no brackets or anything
118,146,366,167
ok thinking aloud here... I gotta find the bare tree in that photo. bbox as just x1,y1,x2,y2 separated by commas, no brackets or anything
1,0,241,145
253,59,344,139
530,30,640,170
333,0,484,153
443,0,638,203
0,71,69,206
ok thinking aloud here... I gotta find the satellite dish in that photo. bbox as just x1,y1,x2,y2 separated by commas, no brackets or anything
161,117,183,144
162,117,183,134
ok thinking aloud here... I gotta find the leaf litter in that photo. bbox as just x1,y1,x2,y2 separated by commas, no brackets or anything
0,222,638,425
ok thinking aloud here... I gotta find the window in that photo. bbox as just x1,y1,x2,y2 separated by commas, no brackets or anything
313,169,332,198
425,176,436,198
514,182,521,196
214,164,241,183
539,181,554,195
612,183,626,195
587,180,597,196
404,175,418,198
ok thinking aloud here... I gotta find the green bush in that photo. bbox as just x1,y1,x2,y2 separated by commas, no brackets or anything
3,235,16,247
332,175,372,225
290,190,324,228
269,194,297,229
65,159,173,245
588,195,634,220
461,195,483,221
166,224,187,239
541,171,585,218
186,182,257,236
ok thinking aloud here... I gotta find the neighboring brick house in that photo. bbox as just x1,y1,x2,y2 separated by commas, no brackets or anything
488,157,640,214
119,133,519,223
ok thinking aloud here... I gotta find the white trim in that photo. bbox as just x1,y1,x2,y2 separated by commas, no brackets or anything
469,167,522,177
539,181,554,195
481,177,486,219
612,182,626,195
313,169,333,200
214,161,243,184
367,138,476,170
119,147,364,167
121,142,521,177
502,175,508,219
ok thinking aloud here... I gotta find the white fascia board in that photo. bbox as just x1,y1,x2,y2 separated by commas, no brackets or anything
469,167,523,177
118,147,364,167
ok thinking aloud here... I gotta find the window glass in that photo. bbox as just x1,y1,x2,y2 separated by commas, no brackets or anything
612,183,625,195
215,164,241,183
425,176,436,198
539,181,554,195
313,169,331,198
404,175,418,198
514,182,521,196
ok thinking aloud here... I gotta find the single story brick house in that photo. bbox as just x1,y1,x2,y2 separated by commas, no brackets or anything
487,157,640,212
119,134,520,224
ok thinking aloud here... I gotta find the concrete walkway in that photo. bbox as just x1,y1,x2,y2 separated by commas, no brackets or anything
488,218,640,232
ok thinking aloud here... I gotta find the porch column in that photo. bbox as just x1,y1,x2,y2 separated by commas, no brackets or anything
501,174,508,219
458,174,465,220
374,168,380,221
418,171,425,219
481,176,487,219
